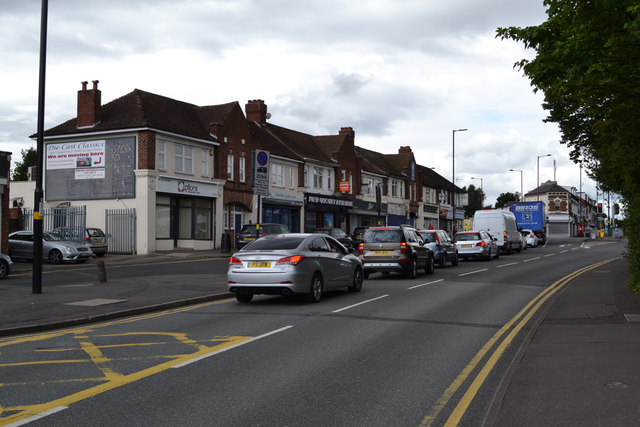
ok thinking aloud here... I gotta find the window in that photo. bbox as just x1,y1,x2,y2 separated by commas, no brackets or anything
289,166,295,188
175,144,193,174
155,195,172,239
313,167,323,189
239,157,246,183
201,149,209,177
272,163,284,186
158,141,166,170
341,170,346,181
367,178,374,195
227,154,234,180
391,180,398,197
327,170,332,190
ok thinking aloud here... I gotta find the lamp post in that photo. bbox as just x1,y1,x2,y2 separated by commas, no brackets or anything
471,176,484,207
452,128,468,233
509,169,523,201
537,154,551,201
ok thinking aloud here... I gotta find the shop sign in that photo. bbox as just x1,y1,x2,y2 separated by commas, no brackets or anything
339,180,350,192
157,176,218,197
306,195,353,208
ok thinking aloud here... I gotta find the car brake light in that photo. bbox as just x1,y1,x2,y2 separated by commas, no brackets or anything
276,255,305,265
229,256,242,265
85,237,91,242
358,242,364,254
400,242,408,252
476,241,486,247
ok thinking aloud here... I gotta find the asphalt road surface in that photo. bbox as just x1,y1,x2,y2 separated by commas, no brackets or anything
1,238,623,426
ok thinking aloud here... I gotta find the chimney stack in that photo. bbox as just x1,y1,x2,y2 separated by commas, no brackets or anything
245,99,268,124
398,146,412,154
339,127,355,138
77,80,101,128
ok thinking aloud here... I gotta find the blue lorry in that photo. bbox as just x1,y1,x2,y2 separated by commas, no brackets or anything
508,201,547,244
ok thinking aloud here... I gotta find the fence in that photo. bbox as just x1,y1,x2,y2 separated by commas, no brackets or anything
21,206,137,255
105,208,137,254
21,206,86,232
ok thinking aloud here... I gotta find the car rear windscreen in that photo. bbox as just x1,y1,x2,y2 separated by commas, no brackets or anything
454,233,480,241
242,236,305,250
363,229,403,243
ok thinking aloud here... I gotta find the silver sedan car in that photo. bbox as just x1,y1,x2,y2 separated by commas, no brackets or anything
453,230,500,261
8,230,93,264
227,233,363,303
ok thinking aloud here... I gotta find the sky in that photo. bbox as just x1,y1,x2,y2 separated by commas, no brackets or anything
0,0,600,206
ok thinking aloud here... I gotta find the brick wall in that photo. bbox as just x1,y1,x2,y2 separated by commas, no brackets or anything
138,130,156,169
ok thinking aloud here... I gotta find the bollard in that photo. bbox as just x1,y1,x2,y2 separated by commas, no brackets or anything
221,233,231,253
96,259,107,283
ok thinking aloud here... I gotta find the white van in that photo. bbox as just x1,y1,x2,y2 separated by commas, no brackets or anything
472,209,522,254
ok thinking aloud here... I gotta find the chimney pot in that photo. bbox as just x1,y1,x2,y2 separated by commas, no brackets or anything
81,81,88,90
92,80,99,90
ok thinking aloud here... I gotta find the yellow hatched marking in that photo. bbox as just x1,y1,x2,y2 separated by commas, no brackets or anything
0,335,251,425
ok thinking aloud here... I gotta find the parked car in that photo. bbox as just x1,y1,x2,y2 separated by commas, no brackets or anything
358,225,434,279
521,229,539,247
472,209,522,254
418,229,459,267
0,253,12,279
228,233,363,303
52,226,109,256
312,228,354,249
453,230,500,261
8,230,93,264
236,223,291,249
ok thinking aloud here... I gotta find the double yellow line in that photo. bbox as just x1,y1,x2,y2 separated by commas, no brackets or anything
421,257,620,426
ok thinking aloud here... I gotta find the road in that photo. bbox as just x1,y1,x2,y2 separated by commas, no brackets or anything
0,238,624,426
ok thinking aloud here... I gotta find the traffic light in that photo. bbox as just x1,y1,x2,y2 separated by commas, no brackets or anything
614,203,620,215
597,203,603,214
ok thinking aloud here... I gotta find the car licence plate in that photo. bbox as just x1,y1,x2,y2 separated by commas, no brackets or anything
249,261,271,268
373,250,391,255
95,239,103,244
462,244,472,248
245,237,255,241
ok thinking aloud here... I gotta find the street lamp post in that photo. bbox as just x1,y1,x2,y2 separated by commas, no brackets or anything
471,176,484,207
537,154,552,201
452,128,468,233
509,169,523,201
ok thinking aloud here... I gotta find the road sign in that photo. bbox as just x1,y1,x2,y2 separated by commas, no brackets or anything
253,150,270,196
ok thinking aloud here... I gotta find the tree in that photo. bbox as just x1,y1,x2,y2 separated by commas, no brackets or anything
497,0,640,293
495,192,518,209
462,185,483,218
11,147,37,181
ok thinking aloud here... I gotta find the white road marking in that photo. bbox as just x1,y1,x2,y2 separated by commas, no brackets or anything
408,279,444,290
496,262,518,268
560,250,568,254
332,295,390,313
172,326,294,368
523,257,541,262
544,253,555,257
5,406,68,427
459,269,488,277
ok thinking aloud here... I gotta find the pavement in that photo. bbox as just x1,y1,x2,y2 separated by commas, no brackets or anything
1,242,639,425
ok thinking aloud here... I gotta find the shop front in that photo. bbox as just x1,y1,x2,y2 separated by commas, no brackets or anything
351,199,388,228
387,202,407,226
155,176,218,250
261,191,304,232
422,203,439,230
304,194,353,232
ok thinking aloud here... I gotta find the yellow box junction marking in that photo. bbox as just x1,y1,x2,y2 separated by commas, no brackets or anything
0,299,249,426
